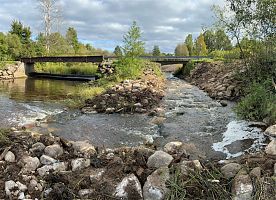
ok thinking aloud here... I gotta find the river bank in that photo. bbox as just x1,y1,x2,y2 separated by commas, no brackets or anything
0,129,275,199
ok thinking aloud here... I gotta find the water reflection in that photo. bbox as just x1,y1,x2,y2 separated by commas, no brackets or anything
0,78,84,101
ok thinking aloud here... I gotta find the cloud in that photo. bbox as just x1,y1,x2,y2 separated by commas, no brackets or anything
0,0,224,53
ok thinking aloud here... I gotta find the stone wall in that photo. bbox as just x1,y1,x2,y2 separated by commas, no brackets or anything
0,62,26,80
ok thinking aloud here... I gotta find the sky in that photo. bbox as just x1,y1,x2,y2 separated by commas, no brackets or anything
0,0,225,53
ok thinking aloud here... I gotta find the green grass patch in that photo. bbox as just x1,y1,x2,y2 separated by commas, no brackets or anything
0,61,16,70
0,128,11,146
166,165,231,200
174,58,213,77
235,80,276,124
35,63,98,75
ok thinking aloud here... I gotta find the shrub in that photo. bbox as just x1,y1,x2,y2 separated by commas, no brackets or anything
235,81,276,123
209,49,240,60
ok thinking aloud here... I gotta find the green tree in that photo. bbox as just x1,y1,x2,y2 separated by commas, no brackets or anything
174,43,189,56
66,27,79,54
194,33,208,56
215,29,232,50
152,45,161,56
185,34,193,56
9,20,31,44
0,33,8,60
122,21,145,59
6,34,22,59
114,45,123,57
203,30,216,52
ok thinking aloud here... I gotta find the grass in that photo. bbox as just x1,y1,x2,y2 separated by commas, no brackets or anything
0,61,17,70
166,164,232,200
35,62,98,75
0,128,10,146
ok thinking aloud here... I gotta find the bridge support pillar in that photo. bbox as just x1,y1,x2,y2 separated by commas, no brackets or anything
24,62,35,76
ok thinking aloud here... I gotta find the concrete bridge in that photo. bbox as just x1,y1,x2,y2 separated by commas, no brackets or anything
21,55,209,79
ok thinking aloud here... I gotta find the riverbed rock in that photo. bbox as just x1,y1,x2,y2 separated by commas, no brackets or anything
264,125,276,138
249,167,261,179
179,160,203,175
4,151,15,162
22,156,40,172
30,142,46,155
71,158,90,171
78,189,94,198
40,155,57,165
16,181,27,192
265,140,276,156
90,168,105,182
221,163,242,179
44,144,63,158
72,141,96,157
147,150,173,168
37,165,53,177
163,141,183,154
114,174,143,199
5,180,18,196
231,172,253,200
143,167,170,200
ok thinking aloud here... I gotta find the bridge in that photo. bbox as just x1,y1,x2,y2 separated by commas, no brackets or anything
21,55,209,79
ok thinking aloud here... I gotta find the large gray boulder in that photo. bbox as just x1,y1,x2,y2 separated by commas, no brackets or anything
265,140,276,156
71,158,90,171
264,125,276,137
143,167,170,200
22,156,40,172
114,174,143,199
231,171,253,200
147,151,173,168
44,144,63,158
221,163,242,179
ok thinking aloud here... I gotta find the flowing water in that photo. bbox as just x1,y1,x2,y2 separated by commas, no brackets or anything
0,75,267,159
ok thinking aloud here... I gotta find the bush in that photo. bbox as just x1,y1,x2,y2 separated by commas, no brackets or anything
235,81,276,123
0,61,16,70
209,49,240,60
174,59,213,77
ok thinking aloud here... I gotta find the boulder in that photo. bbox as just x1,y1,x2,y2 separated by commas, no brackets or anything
71,158,90,171
265,140,276,156
5,151,15,163
114,174,143,199
78,189,94,198
37,165,53,177
16,181,27,192
72,141,96,157
40,155,57,165
143,167,170,200
264,125,276,137
249,167,261,179
30,142,46,155
44,144,63,158
5,180,18,196
179,160,203,176
163,141,183,154
221,163,242,179
147,151,173,169
231,172,253,200
22,156,40,172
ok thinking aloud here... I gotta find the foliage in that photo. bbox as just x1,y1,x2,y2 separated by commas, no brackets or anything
114,58,144,80
9,20,32,44
209,48,240,60
185,34,193,56
152,45,161,56
66,27,80,54
174,59,213,77
194,33,208,56
235,81,276,123
35,63,98,75
114,45,123,57
122,21,145,59
204,29,232,51
0,61,17,70
174,43,189,56
0,128,10,146
166,165,231,200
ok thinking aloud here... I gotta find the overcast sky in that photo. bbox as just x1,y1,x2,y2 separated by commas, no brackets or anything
0,0,225,53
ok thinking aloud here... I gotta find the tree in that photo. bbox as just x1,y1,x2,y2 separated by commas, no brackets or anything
204,29,232,51
152,45,161,56
194,33,208,56
6,34,22,60
37,0,62,53
203,30,216,52
66,27,79,54
185,34,193,56
122,21,145,59
174,43,189,56
9,20,31,44
114,45,123,57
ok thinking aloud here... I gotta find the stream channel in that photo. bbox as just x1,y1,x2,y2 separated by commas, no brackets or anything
0,74,267,160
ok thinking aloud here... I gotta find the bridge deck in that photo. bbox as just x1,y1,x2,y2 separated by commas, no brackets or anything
21,56,104,63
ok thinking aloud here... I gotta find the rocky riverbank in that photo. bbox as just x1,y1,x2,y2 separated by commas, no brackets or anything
0,126,275,200
0,62,26,80
82,68,165,114
186,61,244,101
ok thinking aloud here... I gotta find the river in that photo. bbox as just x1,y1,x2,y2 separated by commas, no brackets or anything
0,75,267,159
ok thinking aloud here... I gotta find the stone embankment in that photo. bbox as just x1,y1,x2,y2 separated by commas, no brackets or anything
0,62,26,80
0,125,275,199
83,69,165,114
187,61,244,101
